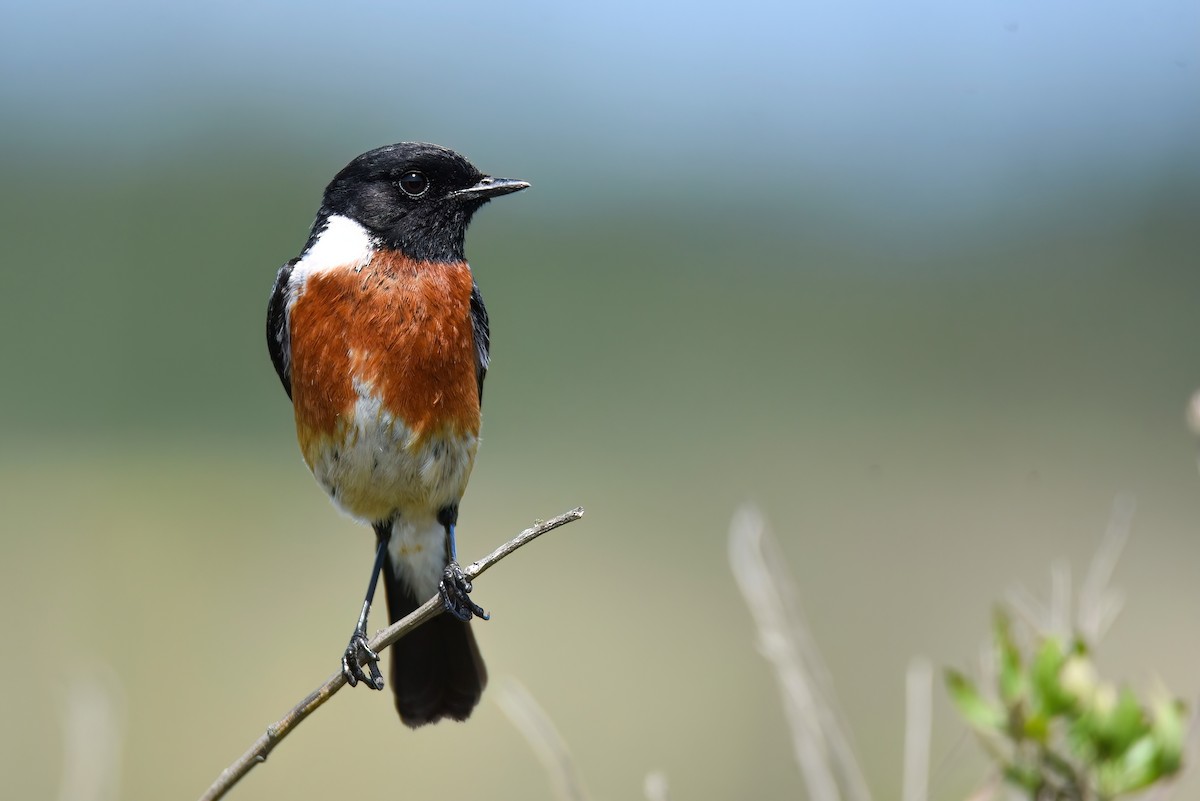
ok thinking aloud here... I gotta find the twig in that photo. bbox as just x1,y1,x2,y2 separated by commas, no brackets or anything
643,771,670,801
1004,493,1135,646
902,658,932,801
1077,493,1134,644
728,504,873,801
198,507,585,801
58,665,126,801
496,677,590,801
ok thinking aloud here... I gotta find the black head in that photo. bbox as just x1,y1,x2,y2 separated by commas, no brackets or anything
310,142,529,262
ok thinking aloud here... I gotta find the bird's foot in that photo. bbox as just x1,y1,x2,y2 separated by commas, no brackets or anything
440,562,490,622
342,629,384,690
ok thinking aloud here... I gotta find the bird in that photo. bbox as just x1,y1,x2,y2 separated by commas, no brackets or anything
266,142,529,726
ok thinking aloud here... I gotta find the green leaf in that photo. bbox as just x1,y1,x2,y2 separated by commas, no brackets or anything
1067,695,1107,763
1151,696,1187,776
946,669,1005,732
1096,734,1160,796
1071,685,1154,765
1031,636,1072,717
993,610,1026,705
1003,762,1043,792
1103,688,1151,756
1022,710,1050,743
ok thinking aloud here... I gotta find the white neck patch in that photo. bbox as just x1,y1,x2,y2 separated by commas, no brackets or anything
292,214,376,280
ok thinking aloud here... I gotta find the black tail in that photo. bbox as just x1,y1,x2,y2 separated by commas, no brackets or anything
382,555,487,727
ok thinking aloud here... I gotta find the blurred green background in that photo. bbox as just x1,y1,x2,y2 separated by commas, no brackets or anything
2,1,1199,799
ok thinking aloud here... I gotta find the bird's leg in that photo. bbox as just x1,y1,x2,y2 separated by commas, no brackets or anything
437,505,489,622
342,522,389,690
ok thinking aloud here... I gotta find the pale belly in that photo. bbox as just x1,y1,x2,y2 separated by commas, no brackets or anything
303,385,479,526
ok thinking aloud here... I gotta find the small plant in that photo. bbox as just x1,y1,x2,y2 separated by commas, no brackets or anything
947,610,1186,800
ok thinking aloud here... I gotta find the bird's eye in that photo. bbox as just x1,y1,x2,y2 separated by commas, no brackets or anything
397,171,429,197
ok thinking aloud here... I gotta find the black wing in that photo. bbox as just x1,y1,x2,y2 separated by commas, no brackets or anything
469,281,490,403
266,258,298,399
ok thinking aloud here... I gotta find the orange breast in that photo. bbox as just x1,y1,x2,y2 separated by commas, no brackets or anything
288,251,481,463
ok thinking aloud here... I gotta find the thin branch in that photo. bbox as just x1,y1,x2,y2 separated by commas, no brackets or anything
643,771,670,801
1004,493,1135,646
1049,559,1071,641
901,658,932,801
728,504,873,801
58,665,126,801
1077,493,1134,644
496,677,590,801
198,507,585,801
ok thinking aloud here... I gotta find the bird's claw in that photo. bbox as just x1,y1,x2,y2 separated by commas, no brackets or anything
440,562,490,622
342,631,383,690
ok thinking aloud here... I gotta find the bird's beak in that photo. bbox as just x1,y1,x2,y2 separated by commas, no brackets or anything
452,176,530,200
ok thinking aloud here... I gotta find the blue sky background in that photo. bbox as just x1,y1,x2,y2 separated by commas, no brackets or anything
5,0,1197,234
